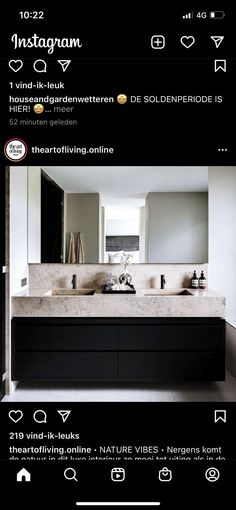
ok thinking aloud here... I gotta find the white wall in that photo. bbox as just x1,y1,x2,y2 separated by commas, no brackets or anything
100,207,105,262
145,192,208,263
106,219,139,236
10,166,28,294
209,167,236,322
63,192,67,263
105,208,140,236
28,166,41,263
139,206,146,263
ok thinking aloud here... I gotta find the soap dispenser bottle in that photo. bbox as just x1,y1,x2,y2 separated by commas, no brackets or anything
191,270,199,289
199,270,207,289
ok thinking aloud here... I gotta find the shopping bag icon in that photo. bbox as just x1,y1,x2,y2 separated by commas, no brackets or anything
158,467,172,482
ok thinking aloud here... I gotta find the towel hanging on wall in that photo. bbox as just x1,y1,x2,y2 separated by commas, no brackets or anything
67,232,76,263
76,232,85,263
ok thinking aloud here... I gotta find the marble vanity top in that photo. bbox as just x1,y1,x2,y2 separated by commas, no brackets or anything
11,287,226,318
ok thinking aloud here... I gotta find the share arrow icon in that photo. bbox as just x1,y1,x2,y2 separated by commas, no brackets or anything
211,36,224,48
57,410,71,422
57,60,71,72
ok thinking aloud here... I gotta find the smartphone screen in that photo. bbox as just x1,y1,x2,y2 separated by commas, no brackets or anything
0,5,235,509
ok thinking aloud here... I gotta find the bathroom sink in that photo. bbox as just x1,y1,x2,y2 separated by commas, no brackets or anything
48,288,96,296
144,289,194,296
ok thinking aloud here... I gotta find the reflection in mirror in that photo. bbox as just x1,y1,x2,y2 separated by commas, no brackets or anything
27,166,209,264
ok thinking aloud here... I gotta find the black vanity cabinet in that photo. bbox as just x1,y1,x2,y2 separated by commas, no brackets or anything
12,319,118,380
12,317,225,382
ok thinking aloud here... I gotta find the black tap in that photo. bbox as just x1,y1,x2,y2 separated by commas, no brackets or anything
161,274,166,290
71,274,77,289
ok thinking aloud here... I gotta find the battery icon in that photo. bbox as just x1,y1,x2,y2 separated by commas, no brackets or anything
210,11,225,19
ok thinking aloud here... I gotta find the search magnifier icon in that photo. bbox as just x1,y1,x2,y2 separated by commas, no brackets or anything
64,468,78,482
33,59,47,73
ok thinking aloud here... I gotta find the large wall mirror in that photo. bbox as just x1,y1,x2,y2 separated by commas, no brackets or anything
27,166,209,264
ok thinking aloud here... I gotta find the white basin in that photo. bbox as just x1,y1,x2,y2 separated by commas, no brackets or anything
144,289,194,296
46,288,96,296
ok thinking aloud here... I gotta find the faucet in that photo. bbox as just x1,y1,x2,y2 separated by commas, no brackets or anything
160,274,166,290
71,274,77,289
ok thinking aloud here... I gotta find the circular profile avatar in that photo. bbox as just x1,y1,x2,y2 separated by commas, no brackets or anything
4,138,28,162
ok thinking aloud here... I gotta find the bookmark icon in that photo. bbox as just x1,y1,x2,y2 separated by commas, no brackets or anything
214,59,226,72
214,410,226,423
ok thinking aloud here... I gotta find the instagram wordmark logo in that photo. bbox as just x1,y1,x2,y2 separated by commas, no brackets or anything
11,34,83,54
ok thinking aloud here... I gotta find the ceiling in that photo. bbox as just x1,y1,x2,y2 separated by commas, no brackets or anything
42,166,208,206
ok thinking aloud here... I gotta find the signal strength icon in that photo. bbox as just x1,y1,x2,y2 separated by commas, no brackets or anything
183,12,194,19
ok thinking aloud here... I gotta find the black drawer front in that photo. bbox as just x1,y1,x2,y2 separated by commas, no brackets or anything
119,324,224,351
13,352,117,378
13,321,118,351
119,352,225,380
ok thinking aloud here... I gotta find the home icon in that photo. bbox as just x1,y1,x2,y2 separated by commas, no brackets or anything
16,468,31,482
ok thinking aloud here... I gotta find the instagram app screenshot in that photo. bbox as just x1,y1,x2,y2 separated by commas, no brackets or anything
0,5,235,509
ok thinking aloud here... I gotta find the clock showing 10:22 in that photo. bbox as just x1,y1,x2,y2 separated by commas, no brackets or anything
19,11,45,19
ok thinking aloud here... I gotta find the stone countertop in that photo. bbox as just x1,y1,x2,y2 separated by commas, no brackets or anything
11,288,226,318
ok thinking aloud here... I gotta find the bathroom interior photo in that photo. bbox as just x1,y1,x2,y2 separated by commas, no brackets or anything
0,165,236,402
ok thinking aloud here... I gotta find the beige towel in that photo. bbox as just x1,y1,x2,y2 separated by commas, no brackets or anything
76,232,85,263
67,232,76,263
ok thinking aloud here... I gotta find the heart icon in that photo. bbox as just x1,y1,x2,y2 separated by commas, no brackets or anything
8,60,23,72
9,410,23,423
180,36,195,49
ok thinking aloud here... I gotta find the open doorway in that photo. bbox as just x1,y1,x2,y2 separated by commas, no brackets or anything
103,206,144,263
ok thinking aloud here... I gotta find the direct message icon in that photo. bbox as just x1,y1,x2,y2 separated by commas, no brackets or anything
57,410,71,422
211,36,224,48
57,60,71,72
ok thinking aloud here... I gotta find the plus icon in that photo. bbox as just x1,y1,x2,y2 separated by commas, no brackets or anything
151,35,165,49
